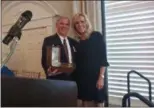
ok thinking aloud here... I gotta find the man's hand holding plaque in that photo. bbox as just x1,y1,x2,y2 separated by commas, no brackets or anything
47,67,62,76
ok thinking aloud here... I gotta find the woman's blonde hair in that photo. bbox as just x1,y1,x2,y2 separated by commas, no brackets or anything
72,13,93,40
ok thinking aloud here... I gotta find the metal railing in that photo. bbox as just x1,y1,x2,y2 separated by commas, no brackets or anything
122,92,154,107
126,70,152,107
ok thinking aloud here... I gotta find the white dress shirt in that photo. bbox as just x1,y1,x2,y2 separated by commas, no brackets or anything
58,35,72,63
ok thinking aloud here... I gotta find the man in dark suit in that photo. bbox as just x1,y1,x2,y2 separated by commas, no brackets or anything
41,16,78,81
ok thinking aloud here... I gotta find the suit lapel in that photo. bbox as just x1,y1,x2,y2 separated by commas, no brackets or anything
53,34,63,46
68,38,75,62
68,38,73,53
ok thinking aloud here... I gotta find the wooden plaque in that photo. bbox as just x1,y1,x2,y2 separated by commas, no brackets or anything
46,46,75,73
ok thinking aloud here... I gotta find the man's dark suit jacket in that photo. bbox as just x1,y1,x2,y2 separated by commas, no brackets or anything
41,33,78,80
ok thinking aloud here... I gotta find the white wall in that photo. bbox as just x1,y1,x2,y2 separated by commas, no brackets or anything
1,1,75,78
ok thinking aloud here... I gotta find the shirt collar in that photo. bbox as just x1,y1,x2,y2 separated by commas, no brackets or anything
57,33,68,41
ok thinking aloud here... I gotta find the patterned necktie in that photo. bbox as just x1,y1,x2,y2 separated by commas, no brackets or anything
63,39,69,63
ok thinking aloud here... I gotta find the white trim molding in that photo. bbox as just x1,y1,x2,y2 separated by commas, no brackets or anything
2,1,59,35
2,1,58,16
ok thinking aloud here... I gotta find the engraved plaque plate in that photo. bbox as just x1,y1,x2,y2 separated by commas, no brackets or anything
51,46,61,67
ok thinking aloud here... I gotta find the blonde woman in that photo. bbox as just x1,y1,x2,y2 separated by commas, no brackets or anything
72,13,109,107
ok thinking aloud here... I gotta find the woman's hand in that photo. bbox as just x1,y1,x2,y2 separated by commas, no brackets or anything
96,76,104,90
97,67,105,89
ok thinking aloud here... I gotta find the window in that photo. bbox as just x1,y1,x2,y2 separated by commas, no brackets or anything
104,1,154,106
